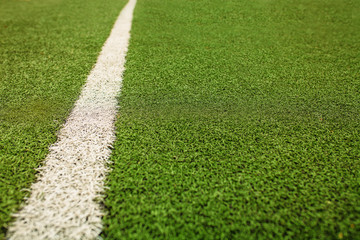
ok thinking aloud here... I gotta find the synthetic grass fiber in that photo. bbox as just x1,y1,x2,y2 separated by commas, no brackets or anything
0,0,126,238
103,0,360,239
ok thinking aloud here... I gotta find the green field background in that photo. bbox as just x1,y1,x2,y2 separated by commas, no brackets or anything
103,0,360,239
0,0,359,239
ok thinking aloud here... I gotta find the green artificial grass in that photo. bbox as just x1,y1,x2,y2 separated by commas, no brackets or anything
0,0,126,238
103,0,360,239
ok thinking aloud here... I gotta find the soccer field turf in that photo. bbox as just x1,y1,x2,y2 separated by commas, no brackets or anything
1,0,360,239
103,0,359,239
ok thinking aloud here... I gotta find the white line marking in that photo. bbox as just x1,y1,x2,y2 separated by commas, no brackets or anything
7,0,137,239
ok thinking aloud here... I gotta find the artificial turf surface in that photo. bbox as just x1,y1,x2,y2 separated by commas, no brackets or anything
103,0,360,239
0,0,126,238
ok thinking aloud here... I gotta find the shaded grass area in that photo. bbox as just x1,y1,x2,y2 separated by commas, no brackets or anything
104,0,360,239
0,0,126,237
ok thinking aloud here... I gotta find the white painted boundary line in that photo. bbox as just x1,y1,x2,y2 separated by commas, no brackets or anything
7,0,137,239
